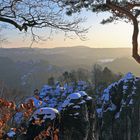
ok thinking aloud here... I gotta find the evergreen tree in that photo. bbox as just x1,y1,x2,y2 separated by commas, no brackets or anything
48,76,55,86
60,0,140,63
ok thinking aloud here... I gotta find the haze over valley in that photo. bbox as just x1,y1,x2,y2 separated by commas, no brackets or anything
0,46,139,93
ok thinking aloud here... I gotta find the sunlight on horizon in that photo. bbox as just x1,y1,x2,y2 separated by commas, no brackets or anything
1,12,138,49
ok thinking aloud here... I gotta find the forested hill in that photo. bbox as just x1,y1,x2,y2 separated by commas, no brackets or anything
0,46,131,63
0,46,139,74
0,46,140,93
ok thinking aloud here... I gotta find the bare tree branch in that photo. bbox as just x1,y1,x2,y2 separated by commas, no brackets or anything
0,0,87,41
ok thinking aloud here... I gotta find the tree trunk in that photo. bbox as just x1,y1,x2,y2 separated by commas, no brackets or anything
132,18,140,63
106,1,140,64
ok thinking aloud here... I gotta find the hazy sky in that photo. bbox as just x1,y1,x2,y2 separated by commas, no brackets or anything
1,11,137,48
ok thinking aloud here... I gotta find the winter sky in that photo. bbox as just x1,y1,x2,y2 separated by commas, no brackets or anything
0,11,137,48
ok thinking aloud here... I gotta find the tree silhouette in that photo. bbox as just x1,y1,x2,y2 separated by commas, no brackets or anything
61,0,140,63
0,0,87,41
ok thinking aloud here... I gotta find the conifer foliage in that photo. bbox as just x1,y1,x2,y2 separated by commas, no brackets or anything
61,0,140,63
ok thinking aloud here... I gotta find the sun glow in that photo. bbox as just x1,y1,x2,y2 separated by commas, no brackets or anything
2,12,137,49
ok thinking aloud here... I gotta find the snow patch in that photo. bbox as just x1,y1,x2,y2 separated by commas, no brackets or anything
31,107,59,121
7,130,16,138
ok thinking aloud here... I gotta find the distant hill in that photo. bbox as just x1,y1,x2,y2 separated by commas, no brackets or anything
0,46,131,61
0,46,132,66
0,46,140,92
103,57,140,76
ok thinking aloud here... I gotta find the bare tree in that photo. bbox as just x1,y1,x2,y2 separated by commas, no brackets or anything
60,0,140,63
0,0,87,42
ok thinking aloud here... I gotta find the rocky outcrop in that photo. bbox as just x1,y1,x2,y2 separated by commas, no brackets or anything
10,73,140,140
60,92,96,140
11,81,95,140
97,73,140,140
26,107,60,140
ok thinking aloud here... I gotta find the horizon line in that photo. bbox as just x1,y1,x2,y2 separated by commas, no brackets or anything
0,46,133,49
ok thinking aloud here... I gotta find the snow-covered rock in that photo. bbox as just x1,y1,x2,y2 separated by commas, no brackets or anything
62,92,81,108
97,72,140,140
61,91,93,140
31,107,59,121
39,85,52,98
7,129,16,138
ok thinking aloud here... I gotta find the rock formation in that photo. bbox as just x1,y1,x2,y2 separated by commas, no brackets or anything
96,73,140,140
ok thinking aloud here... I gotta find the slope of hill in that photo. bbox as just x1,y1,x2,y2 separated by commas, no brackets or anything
0,46,131,62
0,46,140,92
103,57,140,76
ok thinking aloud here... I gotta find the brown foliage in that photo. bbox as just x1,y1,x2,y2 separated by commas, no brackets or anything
0,97,37,139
